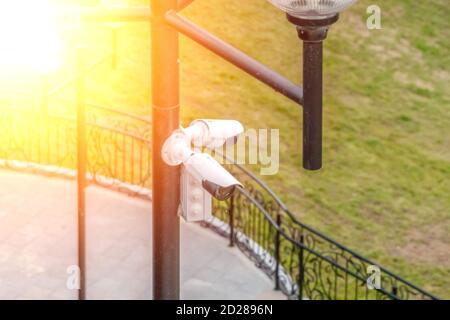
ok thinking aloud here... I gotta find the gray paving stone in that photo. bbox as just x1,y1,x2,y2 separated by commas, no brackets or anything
0,169,285,300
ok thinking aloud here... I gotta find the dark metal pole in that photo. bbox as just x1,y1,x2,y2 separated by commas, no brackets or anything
298,234,305,300
287,14,339,170
302,41,323,170
151,0,180,300
228,194,235,247
274,212,282,291
76,47,87,300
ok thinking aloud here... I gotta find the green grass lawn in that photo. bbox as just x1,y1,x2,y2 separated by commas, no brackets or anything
3,0,449,297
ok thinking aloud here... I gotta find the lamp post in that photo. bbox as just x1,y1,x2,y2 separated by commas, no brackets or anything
76,46,87,300
267,0,357,170
151,0,180,300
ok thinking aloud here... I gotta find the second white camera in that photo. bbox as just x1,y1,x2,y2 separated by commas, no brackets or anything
162,119,244,222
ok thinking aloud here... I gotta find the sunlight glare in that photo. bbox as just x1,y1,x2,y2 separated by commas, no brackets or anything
0,0,62,75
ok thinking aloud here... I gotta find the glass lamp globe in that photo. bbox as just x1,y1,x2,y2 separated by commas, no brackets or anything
268,0,357,19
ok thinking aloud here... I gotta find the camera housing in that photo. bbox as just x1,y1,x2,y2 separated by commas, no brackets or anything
162,119,244,222
184,152,242,201
184,119,244,149
180,166,212,222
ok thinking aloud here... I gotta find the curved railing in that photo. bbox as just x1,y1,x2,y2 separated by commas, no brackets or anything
207,161,439,300
0,104,438,300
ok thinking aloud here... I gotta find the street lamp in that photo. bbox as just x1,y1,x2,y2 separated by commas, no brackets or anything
268,0,357,18
267,0,357,170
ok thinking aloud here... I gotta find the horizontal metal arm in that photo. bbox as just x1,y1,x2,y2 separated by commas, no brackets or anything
165,11,304,106
52,6,303,105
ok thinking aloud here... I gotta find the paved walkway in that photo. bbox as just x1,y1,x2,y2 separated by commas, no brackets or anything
0,169,284,300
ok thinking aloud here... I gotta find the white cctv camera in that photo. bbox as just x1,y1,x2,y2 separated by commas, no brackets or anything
178,152,242,222
180,166,212,222
162,119,244,166
184,152,242,201
162,119,244,222
162,133,242,201
184,119,244,149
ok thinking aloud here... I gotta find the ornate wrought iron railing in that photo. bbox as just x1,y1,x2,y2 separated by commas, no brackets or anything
0,102,438,300
207,159,439,300
0,103,152,197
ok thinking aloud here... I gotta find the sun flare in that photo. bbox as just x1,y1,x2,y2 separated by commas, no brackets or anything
0,0,62,75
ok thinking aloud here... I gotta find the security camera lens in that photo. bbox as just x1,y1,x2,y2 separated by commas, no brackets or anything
202,180,236,201
216,186,235,200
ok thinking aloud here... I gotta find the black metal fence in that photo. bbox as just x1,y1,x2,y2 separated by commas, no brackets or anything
0,102,438,300
208,162,439,300
0,103,152,196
